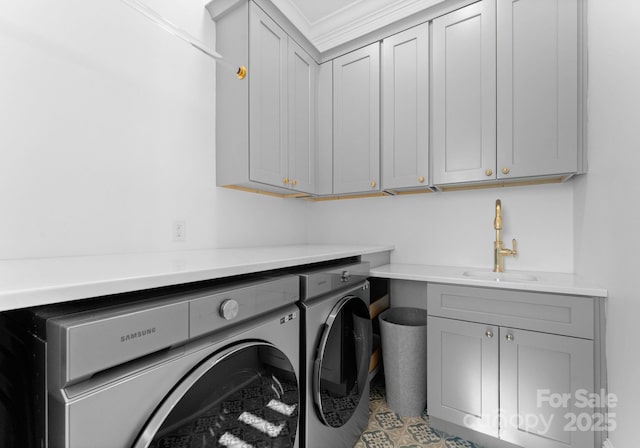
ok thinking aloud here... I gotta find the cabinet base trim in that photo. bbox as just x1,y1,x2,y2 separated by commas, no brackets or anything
222,184,311,198
428,417,521,448
384,188,435,196
304,192,390,201
435,174,573,192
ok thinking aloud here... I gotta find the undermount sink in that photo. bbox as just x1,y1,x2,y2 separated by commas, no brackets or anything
462,270,538,282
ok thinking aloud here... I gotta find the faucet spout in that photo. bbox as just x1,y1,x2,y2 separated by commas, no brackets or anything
493,199,517,273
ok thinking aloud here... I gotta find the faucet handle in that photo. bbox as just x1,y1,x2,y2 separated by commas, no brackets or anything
511,239,518,255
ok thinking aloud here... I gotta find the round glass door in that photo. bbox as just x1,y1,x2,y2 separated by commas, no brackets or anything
314,295,372,428
135,342,298,448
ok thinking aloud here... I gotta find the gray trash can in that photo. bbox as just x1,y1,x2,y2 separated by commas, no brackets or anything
379,307,428,417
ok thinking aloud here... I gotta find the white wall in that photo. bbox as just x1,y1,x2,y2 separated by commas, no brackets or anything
308,183,575,272
0,0,307,259
574,1,640,446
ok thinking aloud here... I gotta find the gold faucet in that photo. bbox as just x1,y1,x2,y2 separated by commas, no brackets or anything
494,199,517,272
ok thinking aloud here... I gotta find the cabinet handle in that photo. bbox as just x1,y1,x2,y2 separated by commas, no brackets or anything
370,181,376,188
236,65,247,80
505,333,514,342
485,169,493,176
283,178,290,185
291,180,297,186
485,330,494,339
502,167,510,175
418,176,425,183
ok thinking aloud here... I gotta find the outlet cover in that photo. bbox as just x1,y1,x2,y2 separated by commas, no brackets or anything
173,220,186,242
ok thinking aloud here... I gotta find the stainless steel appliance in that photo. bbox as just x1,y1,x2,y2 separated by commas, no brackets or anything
6,274,301,448
298,263,372,448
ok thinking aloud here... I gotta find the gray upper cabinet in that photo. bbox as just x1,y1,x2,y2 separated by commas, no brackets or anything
249,5,289,189
211,0,583,197
496,0,579,179
316,62,333,196
433,0,581,186
381,24,430,191
333,42,381,195
288,38,317,194
212,1,317,196
432,0,496,185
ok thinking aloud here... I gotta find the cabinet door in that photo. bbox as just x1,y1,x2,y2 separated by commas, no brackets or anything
249,3,288,188
427,317,499,437
333,42,380,194
316,61,333,195
500,328,594,448
381,24,429,190
432,0,496,185
497,0,579,179
288,38,317,194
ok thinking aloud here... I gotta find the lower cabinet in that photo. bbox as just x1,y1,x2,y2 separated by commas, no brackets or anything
427,284,599,448
427,317,499,437
499,327,593,448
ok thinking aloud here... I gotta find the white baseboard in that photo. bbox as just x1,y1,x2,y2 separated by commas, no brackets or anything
603,439,614,448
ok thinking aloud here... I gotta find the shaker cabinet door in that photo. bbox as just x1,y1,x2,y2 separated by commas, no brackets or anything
432,0,496,185
496,0,579,179
249,3,289,188
500,327,594,448
381,23,429,190
333,42,380,194
288,38,317,194
427,316,499,437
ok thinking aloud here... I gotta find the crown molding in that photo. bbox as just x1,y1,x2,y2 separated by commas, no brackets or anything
268,0,314,35
271,0,446,53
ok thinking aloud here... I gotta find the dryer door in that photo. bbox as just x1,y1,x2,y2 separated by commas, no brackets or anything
313,295,372,427
133,341,299,448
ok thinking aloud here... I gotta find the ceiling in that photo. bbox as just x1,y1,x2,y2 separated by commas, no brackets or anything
270,0,447,53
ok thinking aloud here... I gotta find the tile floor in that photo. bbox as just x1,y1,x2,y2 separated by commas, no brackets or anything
353,376,483,448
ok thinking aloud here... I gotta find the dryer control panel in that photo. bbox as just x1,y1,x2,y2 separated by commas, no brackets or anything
300,262,370,301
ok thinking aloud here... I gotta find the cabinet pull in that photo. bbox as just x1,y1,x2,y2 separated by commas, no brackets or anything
505,333,514,342
485,330,494,339
502,167,510,175
283,178,290,185
485,169,493,176
236,65,247,80
418,176,425,183
370,181,377,188
291,180,297,186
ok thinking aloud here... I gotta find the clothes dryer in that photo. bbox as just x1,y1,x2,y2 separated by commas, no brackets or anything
298,263,372,448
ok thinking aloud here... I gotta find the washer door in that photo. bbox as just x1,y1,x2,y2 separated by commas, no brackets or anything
313,295,372,428
133,341,299,448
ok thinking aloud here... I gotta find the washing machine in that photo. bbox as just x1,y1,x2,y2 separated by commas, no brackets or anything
298,262,372,448
4,274,301,448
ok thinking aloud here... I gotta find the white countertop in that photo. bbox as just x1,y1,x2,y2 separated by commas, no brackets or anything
370,263,608,298
0,245,393,312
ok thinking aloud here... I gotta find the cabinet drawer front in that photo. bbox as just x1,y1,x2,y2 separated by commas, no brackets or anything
427,284,593,339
